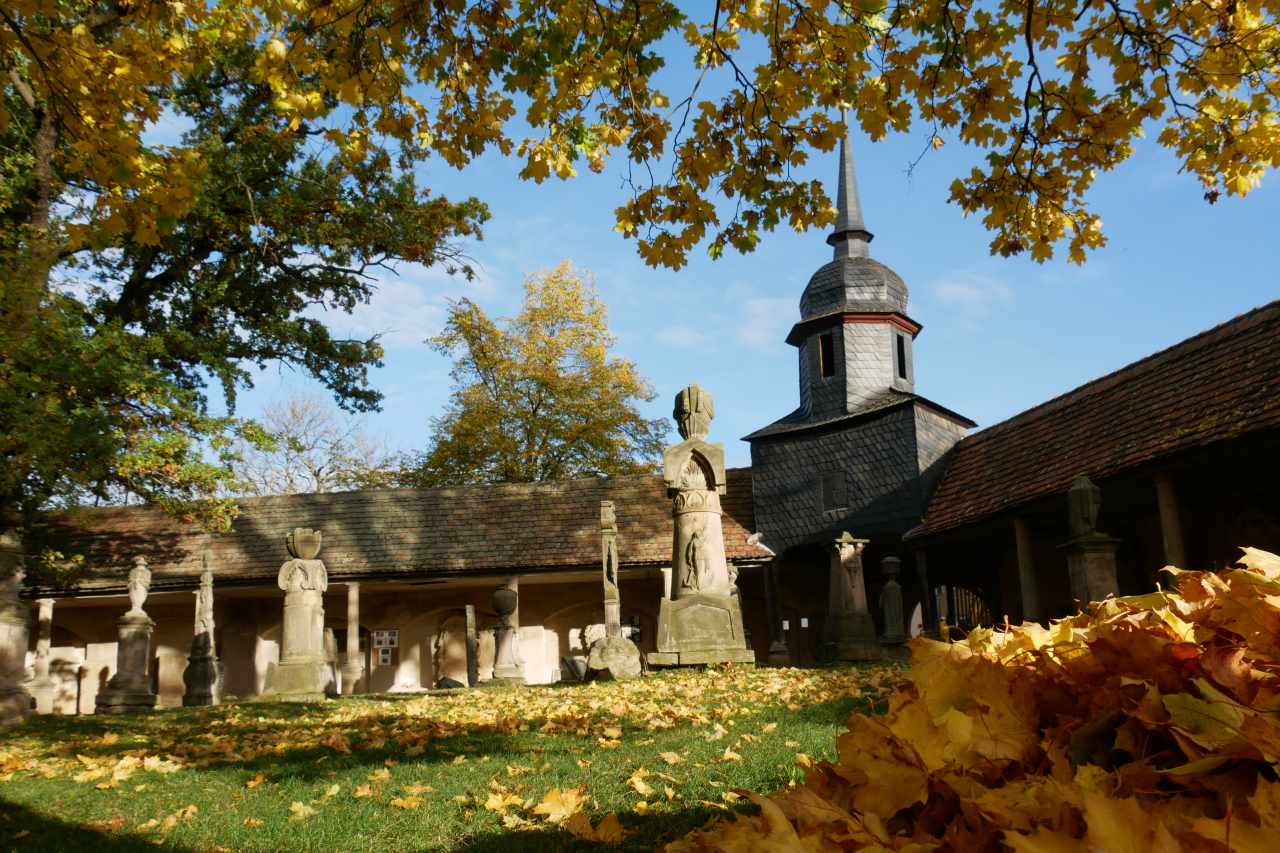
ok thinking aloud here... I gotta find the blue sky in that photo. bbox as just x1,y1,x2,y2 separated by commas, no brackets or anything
230,55,1280,469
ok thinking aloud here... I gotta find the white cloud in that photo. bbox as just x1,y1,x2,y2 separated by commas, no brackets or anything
306,262,500,348
737,297,795,350
656,324,710,349
928,272,1013,319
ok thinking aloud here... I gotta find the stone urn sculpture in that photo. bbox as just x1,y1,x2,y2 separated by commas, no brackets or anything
262,528,334,702
491,585,522,682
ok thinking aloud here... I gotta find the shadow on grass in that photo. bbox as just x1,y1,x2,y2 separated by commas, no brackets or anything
455,804,740,852
0,798,179,853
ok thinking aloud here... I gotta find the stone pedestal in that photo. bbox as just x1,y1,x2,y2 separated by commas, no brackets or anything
183,636,220,707
826,533,880,661
96,612,158,714
878,557,908,661
262,529,334,702
0,611,31,728
1063,535,1121,605
647,385,754,669
491,582,523,683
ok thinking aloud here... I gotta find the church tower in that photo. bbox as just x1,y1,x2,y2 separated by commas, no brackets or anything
744,122,974,562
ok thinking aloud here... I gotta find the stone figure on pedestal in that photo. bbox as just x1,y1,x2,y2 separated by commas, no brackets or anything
183,555,221,706
648,385,755,667
1061,475,1121,605
587,501,642,680
262,528,335,702
878,556,908,660
0,532,32,727
97,556,159,714
825,533,880,661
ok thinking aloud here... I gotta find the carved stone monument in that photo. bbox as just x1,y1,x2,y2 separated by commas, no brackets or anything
826,533,880,661
648,385,755,667
1061,475,1121,604
491,582,523,683
588,501,642,680
878,556,908,660
262,529,334,702
182,556,221,706
0,532,31,727
96,556,159,714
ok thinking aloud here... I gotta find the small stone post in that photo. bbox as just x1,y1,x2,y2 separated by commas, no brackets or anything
341,582,363,695
878,557,908,660
182,557,220,706
0,532,32,727
464,605,479,687
96,557,158,714
826,533,880,661
1061,475,1121,605
492,579,523,683
262,528,334,701
30,597,57,713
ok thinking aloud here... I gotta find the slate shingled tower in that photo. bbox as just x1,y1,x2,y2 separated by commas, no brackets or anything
745,122,974,559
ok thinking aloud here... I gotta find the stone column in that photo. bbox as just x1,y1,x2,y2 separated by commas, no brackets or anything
262,528,334,702
96,557,158,714
30,598,57,713
1154,472,1188,569
183,563,220,706
1013,518,1041,622
0,532,31,727
341,582,363,695
601,501,621,638
1061,475,1121,605
827,533,880,661
492,579,523,683
879,557,907,659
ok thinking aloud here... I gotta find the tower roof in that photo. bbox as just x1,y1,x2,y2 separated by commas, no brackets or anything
826,120,874,258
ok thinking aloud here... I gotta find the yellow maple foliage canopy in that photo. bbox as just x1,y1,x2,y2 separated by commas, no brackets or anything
668,547,1280,851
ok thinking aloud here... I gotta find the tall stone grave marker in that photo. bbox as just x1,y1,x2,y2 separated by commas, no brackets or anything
587,501,642,680
826,533,880,661
182,555,221,706
0,532,31,727
878,556,908,660
96,557,159,713
491,582,523,683
648,385,755,667
1061,475,1120,604
262,528,334,702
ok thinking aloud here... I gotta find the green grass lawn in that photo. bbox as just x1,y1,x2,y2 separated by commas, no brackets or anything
0,665,898,851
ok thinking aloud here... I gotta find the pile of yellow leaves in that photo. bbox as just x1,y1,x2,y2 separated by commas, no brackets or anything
671,547,1280,851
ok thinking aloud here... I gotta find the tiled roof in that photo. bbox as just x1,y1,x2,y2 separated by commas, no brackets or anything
912,300,1280,539
38,469,769,592
744,390,973,441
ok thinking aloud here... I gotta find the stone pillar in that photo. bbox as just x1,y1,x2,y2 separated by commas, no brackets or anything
649,384,754,667
464,605,479,687
1154,471,1188,569
660,567,672,600
96,557,158,714
183,563,220,706
601,501,621,638
492,579,523,683
0,532,31,727
879,557,907,660
826,533,880,661
1061,475,1121,605
341,582,363,695
262,528,334,702
1013,518,1041,622
30,598,57,713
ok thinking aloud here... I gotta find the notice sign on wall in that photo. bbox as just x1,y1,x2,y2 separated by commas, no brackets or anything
372,629,399,649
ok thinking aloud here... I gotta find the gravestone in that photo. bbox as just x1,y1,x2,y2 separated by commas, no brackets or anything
1061,475,1121,604
182,558,221,706
826,533,880,661
491,583,523,683
96,557,159,714
588,501,642,680
262,528,335,702
0,532,31,727
878,556,908,660
648,385,755,667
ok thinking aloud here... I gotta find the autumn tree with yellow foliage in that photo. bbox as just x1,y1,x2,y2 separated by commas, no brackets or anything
3,0,1277,541
402,262,667,486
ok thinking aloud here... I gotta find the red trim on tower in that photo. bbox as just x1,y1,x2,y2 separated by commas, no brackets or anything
842,314,921,336
785,310,922,346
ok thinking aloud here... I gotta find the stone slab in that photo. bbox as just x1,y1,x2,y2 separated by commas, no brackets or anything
262,659,333,702
648,648,756,667
586,636,642,681
95,690,157,714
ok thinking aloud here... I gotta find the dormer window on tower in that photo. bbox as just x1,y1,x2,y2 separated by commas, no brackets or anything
819,333,835,379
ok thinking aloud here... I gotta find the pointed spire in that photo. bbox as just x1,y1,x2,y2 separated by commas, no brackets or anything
826,112,874,259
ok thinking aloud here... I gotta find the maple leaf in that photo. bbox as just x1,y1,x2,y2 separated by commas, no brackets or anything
627,768,655,798
390,796,421,809
531,786,588,824
564,811,633,843
352,785,374,799
659,751,683,765
288,802,317,821
484,790,525,814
